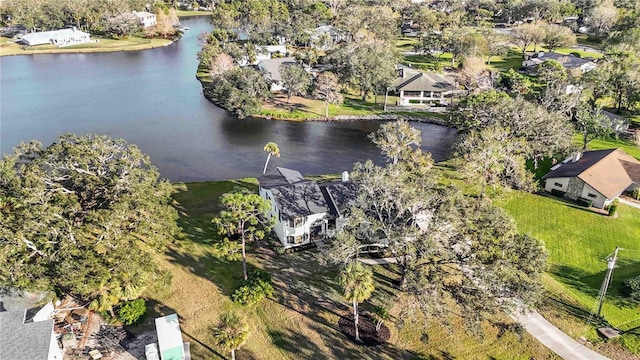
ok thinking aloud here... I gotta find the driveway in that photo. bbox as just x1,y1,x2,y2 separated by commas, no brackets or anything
513,311,609,360
619,197,640,210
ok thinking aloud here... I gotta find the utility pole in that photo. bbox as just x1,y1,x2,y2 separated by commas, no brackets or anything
597,247,621,318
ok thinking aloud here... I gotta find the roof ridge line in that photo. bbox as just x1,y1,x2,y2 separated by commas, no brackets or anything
396,72,423,90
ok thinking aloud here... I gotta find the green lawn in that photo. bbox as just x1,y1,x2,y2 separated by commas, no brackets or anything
395,37,420,52
488,48,526,72
576,34,604,50
402,53,457,71
499,191,640,352
176,10,212,17
131,179,553,359
579,136,640,161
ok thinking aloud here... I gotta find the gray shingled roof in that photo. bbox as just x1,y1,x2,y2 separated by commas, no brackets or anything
320,181,357,217
0,310,54,360
258,167,304,189
257,57,298,82
271,180,329,220
390,71,456,92
529,52,596,69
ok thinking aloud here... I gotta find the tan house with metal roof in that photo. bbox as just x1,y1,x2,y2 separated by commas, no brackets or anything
389,67,458,107
542,149,640,209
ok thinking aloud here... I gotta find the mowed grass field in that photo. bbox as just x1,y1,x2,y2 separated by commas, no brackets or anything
131,179,553,360
500,191,640,353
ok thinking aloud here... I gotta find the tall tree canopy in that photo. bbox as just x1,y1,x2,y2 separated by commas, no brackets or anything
312,71,343,118
212,190,272,281
0,134,178,312
329,39,398,101
325,122,547,336
452,90,574,161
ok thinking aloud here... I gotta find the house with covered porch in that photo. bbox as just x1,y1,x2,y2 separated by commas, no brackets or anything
388,66,459,107
258,167,355,248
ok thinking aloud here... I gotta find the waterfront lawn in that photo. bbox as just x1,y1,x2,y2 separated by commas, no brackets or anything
133,180,552,359
499,191,640,353
176,10,212,17
260,93,393,120
0,36,172,56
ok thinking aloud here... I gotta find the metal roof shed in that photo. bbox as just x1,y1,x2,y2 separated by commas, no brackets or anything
155,314,185,360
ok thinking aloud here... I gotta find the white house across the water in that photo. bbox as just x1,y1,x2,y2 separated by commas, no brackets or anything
20,27,93,47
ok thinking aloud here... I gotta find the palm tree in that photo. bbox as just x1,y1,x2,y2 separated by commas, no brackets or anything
339,261,375,342
262,142,280,174
212,312,249,360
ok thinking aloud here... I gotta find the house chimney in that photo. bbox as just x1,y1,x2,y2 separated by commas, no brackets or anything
572,152,582,162
341,171,349,182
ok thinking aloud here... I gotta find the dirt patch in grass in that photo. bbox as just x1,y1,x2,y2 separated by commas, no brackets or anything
338,314,391,346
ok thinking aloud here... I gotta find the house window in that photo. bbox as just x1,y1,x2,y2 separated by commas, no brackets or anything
288,217,304,227
287,235,304,244
403,91,422,97
587,193,597,199
554,182,563,188
431,92,441,97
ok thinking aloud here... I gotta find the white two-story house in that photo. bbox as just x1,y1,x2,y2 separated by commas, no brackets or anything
258,168,356,248
133,11,157,28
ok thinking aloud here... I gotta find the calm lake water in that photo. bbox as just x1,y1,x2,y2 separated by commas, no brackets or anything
0,17,457,182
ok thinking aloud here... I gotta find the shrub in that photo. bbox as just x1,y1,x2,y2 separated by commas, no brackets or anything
569,52,582,58
232,271,274,305
608,198,619,216
632,187,640,200
576,197,592,207
624,275,640,299
550,189,566,198
117,299,147,325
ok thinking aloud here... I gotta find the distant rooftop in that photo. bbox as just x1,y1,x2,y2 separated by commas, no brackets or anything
257,57,298,82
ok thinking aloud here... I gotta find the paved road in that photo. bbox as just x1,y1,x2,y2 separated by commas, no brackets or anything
571,45,603,54
359,257,610,359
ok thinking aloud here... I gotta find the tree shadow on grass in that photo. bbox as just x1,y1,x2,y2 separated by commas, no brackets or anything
548,261,640,326
164,247,248,297
268,328,328,359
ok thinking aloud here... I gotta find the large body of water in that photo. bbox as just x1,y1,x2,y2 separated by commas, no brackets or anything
0,17,457,182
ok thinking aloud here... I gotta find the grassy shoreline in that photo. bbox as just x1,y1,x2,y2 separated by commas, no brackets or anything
0,36,174,57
